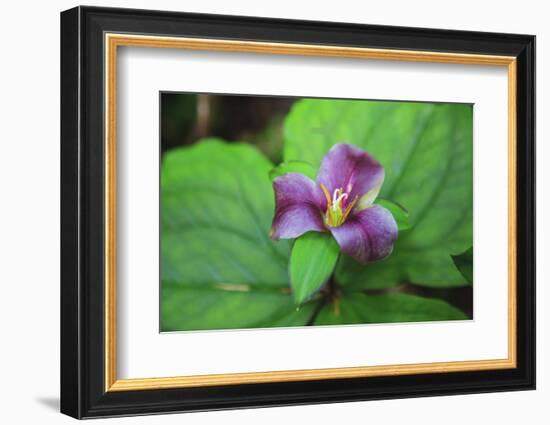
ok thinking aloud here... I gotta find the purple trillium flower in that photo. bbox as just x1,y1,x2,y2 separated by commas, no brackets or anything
270,144,398,264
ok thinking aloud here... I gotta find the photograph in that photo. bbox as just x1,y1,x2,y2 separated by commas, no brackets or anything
160,94,474,332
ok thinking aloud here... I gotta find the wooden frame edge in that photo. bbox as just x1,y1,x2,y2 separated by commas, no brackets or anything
108,358,516,391
104,32,118,391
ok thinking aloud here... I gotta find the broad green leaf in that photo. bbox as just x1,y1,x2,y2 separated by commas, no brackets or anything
290,232,340,304
314,292,467,325
452,247,473,284
375,198,412,231
269,160,317,181
161,284,315,331
284,99,473,288
161,139,308,331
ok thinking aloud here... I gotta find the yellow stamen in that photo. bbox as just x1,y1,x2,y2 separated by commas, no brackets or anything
320,184,358,227
320,183,332,207
342,195,359,223
320,183,333,226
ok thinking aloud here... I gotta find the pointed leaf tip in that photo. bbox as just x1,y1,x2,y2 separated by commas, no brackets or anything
290,232,340,305
451,247,473,284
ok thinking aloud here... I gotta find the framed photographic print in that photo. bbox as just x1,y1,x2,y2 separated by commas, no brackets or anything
60,6,535,419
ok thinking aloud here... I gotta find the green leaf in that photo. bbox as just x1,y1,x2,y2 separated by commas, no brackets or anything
284,99,473,288
375,198,412,231
452,247,473,284
314,292,467,325
290,232,340,304
269,160,317,181
161,139,311,331
161,283,316,331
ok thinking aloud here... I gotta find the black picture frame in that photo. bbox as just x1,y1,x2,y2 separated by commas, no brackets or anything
61,5,535,419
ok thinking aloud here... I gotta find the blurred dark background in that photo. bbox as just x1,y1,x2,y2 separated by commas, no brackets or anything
161,92,296,163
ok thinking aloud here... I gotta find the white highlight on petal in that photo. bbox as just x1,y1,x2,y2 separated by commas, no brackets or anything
332,188,348,211
355,172,385,211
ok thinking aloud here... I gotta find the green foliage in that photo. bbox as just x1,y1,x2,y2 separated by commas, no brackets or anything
315,293,467,325
161,139,298,331
290,232,340,304
161,98,474,331
269,160,317,181
452,247,473,284
284,99,473,289
162,284,315,331
375,198,411,231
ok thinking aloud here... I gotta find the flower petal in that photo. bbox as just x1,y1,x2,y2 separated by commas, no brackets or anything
271,173,327,240
329,205,397,264
317,144,384,204
355,179,383,211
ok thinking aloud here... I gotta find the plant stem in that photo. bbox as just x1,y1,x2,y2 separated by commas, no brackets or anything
305,275,338,325
305,298,326,326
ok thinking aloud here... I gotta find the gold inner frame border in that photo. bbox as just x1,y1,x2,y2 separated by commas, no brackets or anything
104,33,517,392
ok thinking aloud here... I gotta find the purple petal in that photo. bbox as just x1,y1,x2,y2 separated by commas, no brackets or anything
317,144,384,202
329,205,397,264
271,173,327,240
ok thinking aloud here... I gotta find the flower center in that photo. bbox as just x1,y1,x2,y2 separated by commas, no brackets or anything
320,184,359,227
